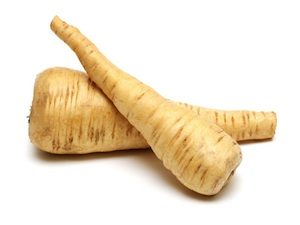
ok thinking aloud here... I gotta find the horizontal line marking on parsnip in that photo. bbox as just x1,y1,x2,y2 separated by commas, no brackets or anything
49,16,244,195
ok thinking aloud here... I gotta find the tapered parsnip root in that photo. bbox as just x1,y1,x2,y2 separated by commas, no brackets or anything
50,16,243,195
29,67,276,154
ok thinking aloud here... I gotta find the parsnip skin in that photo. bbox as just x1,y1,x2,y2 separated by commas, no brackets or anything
50,16,243,195
186,105,277,142
29,67,277,154
29,68,149,154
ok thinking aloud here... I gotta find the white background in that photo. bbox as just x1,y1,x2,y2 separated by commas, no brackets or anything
0,0,299,224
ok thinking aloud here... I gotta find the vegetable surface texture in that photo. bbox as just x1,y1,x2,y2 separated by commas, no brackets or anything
50,16,242,195
29,67,277,154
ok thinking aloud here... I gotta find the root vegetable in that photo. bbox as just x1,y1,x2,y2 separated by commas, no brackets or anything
50,16,243,195
29,67,277,154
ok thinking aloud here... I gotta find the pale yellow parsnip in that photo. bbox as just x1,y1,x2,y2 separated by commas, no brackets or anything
50,16,242,195
29,67,276,154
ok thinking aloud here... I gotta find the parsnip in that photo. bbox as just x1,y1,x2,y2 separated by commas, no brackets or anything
29,67,277,154
50,16,243,195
